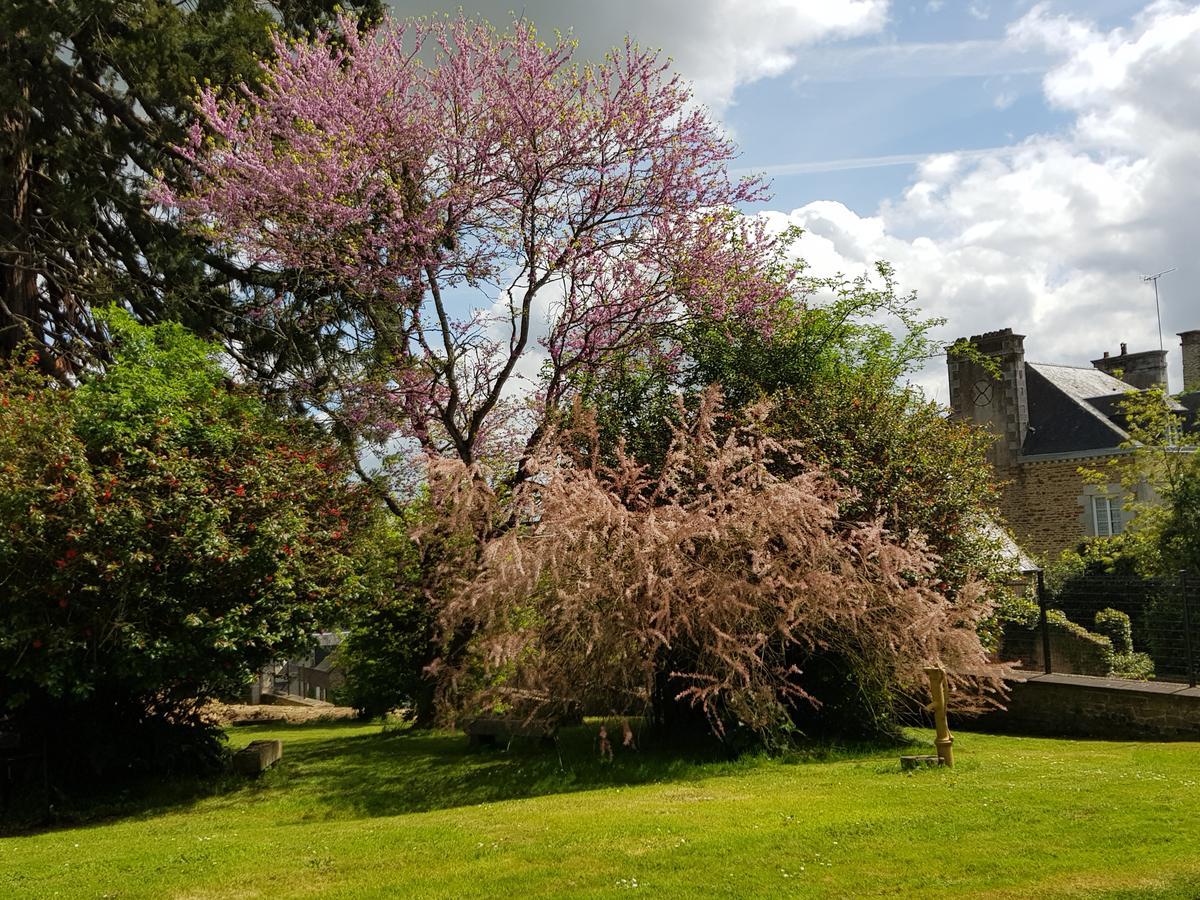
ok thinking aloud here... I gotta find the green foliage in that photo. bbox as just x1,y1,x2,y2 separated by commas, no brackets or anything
1108,650,1155,681
566,256,1007,740
1063,386,1199,679
333,516,435,721
335,598,435,721
1039,545,1172,680
1091,607,1155,678
0,313,384,780
1093,608,1134,655
577,255,1005,594
1048,534,1144,580
1159,452,1200,575
767,371,1004,590
1080,385,1199,578
992,587,1040,630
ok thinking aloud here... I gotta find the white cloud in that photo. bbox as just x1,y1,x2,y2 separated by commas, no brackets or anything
736,145,1021,177
789,38,1053,82
385,0,888,113
765,1,1200,400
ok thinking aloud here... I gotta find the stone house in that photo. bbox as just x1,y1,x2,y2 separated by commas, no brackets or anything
948,328,1200,559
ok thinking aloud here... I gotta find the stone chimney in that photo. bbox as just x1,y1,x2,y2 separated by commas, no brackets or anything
948,328,1028,473
1091,343,1167,390
1180,331,1200,392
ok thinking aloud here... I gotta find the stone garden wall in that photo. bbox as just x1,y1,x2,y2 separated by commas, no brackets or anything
974,673,1200,740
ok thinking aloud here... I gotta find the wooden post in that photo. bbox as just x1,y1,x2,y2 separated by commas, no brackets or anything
923,666,954,768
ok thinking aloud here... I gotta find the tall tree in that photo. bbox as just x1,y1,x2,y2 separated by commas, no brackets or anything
160,13,795,482
574,258,1007,594
0,310,389,781
0,0,381,373
431,390,1004,741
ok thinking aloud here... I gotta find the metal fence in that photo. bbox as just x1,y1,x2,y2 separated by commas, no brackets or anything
1030,570,1197,687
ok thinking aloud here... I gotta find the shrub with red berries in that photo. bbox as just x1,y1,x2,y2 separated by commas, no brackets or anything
0,312,385,778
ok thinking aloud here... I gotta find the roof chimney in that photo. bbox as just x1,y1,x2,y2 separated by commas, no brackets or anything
1092,342,1167,390
1181,330,1200,392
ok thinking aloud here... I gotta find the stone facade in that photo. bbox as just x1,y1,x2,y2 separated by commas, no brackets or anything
948,328,1028,472
998,457,1124,558
951,325,1200,562
1090,345,1167,389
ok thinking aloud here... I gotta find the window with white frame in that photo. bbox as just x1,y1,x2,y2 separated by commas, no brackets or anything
1091,495,1123,537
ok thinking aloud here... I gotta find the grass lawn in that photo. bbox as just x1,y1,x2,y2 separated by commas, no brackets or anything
2,721,1199,899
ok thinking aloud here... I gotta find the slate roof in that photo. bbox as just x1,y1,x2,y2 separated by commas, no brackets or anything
1022,363,1131,456
1021,362,1194,457
1029,363,1131,401
980,519,1041,574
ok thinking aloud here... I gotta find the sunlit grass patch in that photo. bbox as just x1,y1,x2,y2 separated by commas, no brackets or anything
3,722,1199,898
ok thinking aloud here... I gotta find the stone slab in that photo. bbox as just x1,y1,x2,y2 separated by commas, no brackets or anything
1024,673,1199,695
234,739,283,775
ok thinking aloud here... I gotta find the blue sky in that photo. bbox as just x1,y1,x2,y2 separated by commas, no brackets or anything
730,0,1143,215
387,1,1200,399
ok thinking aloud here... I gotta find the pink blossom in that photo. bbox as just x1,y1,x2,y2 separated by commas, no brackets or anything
158,14,794,468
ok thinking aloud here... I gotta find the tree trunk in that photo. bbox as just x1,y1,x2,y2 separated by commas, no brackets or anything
0,75,40,359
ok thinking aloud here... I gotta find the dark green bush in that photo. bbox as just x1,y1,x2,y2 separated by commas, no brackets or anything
1094,608,1134,655
0,314,383,787
336,592,434,721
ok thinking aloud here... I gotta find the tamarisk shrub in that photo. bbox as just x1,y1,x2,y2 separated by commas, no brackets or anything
429,389,1007,743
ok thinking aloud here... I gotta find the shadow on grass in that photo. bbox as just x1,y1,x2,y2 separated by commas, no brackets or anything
3,719,917,835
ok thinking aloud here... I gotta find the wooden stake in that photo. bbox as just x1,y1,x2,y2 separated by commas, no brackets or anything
923,666,954,768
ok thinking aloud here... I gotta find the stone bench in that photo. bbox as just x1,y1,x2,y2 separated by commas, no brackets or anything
233,739,283,775
464,716,558,748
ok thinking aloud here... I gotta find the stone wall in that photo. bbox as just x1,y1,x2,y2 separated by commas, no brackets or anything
1000,458,1092,558
973,673,1200,739
1091,347,1167,389
1001,620,1112,677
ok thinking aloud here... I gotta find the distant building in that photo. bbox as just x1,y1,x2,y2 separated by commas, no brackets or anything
948,328,1200,559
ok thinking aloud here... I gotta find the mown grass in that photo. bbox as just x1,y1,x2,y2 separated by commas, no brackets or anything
3,721,1199,898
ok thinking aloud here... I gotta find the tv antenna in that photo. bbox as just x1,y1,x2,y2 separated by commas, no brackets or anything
1142,267,1175,351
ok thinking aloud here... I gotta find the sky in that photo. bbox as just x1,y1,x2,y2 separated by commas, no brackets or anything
385,0,1200,401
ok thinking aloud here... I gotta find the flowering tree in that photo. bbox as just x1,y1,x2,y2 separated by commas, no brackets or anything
429,390,1007,741
159,13,791,476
